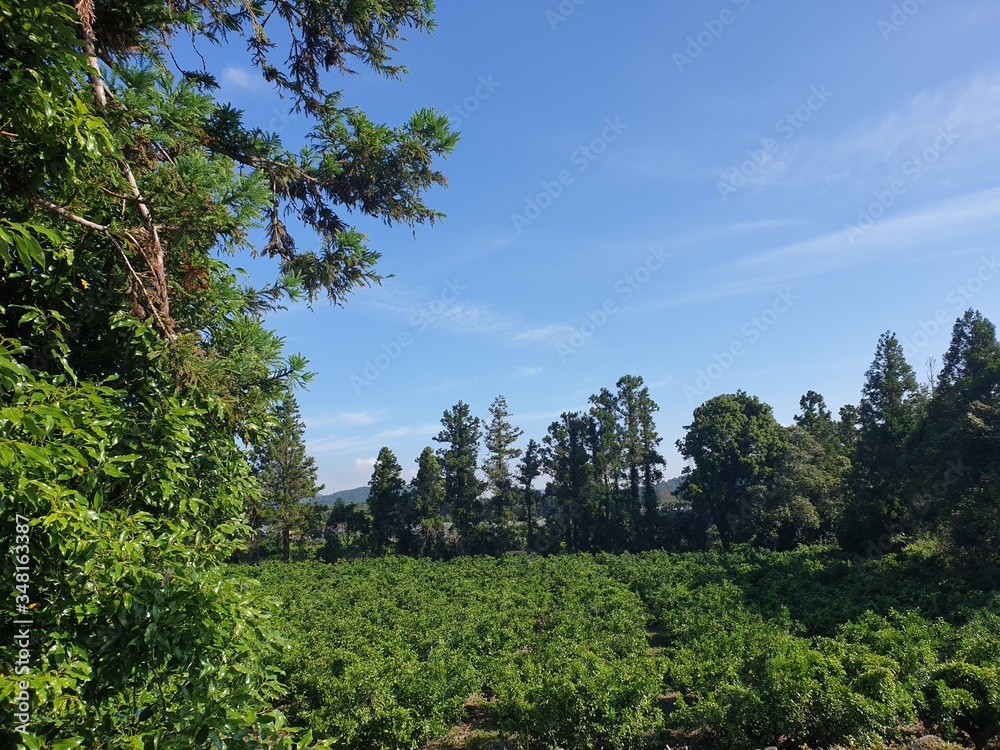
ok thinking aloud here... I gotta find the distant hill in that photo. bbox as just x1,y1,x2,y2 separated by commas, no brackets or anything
659,476,684,494
314,486,370,506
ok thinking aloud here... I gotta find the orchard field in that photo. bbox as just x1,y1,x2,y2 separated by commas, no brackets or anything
236,547,1000,750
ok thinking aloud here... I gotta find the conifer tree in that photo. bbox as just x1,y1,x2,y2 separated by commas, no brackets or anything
840,332,921,554
516,438,544,550
543,412,598,552
482,395,524,523
588,387,627,548
252,393,324,561
368,446,408,554
910,311,1000,557
434,401,485,541
412,446,446,556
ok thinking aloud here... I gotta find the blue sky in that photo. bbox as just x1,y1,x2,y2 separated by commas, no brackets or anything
199,0,1000,491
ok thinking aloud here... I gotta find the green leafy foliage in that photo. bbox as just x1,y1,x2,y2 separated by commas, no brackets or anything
235,547,1000,750
240,556,667,750
0,342,316,747
1,0,455,744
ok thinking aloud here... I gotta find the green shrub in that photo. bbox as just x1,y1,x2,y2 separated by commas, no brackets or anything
925,662,1000,750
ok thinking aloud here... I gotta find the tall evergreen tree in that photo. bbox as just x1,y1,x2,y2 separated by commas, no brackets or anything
588,387,626,549
482,395,524,523
838,404,861,453
367,446,408,554
614,376,645,535
251,393,324,562
939,310,1000,397
613,375,665,548
434,401,485,542
543,411,598,552
795,390,840,452
516,438,544,551
911,311,1000,557
635,384,666,548
585,375,664,550
412,446,446,557
840,332,921,554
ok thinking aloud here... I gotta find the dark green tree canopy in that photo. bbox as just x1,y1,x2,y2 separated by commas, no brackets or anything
938,309,1000,401
434,400,484,536
677,391,788,550
367,445,408,552
482,395,524,523
840,332,921,553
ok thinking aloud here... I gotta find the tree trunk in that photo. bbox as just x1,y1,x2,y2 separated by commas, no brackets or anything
526,488,533,551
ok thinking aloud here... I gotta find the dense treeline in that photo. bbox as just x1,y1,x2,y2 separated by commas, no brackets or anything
295,311,1000,565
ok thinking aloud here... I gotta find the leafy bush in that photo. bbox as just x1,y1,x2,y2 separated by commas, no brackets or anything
0,342,304,747
925,662,1000,749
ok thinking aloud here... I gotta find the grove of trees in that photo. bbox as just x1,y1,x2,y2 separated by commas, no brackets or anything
318,315,1000,567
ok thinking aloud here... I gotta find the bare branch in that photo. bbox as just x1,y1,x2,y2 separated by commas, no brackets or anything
32,196,109,231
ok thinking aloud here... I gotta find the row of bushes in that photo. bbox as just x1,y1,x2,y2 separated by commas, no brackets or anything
238,547,1000,749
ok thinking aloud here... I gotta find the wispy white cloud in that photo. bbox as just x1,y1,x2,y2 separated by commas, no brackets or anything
430,302,514,334
307,410,385,429
516,366,544,377
647,376,675,389
309,423,440,456
629,187,1000,312
696,219,801,237
513,323,575,345
362,282,515,336
735,186,1000,275
221,66,262,92
753,71,1000,189
415,378,467,395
